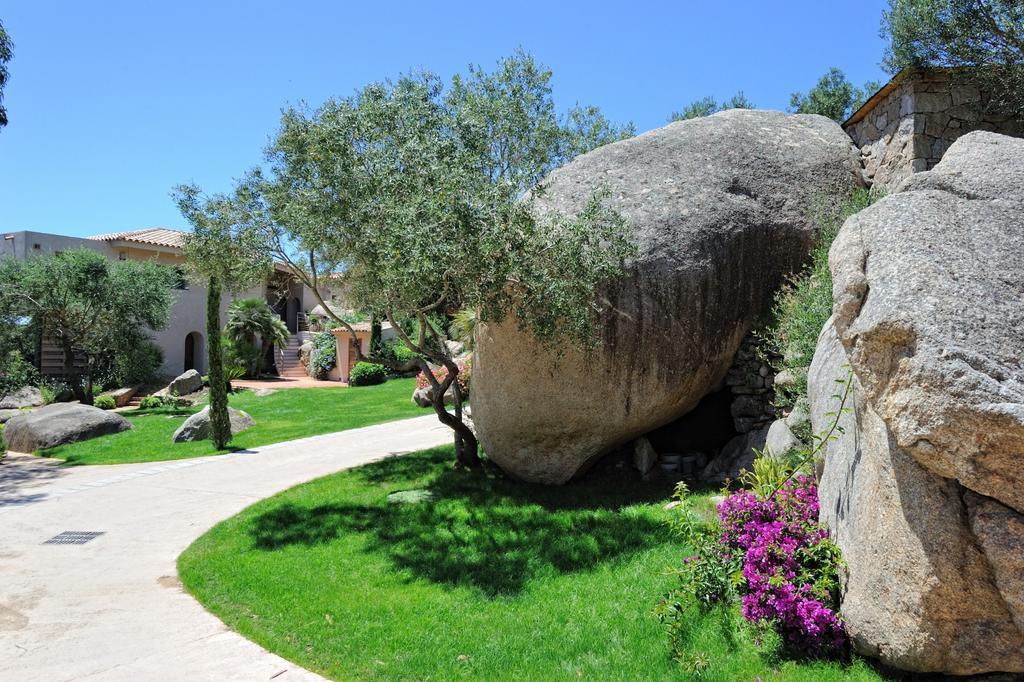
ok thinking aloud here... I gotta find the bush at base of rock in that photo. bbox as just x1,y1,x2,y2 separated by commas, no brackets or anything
348,362,387,387
657,477,845,661
3,403,132,452
93,395,116,410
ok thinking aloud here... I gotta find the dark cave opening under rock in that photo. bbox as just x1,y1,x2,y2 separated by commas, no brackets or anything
645,388,738,458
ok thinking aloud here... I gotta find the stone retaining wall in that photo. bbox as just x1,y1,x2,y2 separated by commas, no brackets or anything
845,69,1022,191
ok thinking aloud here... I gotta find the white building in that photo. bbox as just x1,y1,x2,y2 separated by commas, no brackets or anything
1,227,341,379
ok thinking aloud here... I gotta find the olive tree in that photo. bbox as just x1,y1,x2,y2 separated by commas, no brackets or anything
882,0,1024,118
239,52,636,469
0,18,12,128
789,68,880,121
174,186,271,449
0,249,176,403
668,91,754,122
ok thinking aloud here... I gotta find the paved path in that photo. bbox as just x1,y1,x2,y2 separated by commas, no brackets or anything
0,415,451,681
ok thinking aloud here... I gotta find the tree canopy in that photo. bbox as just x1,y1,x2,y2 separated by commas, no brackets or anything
0,249,176,402
882,0,1024,118
668,92,754,122
174,185,273,448
0,18,13,128
228,50,636,467
789,68,880,122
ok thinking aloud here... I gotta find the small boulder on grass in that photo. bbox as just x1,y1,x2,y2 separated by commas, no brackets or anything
4,403,131,452
0,386,44,410
167,369,203,397
172,406,255,443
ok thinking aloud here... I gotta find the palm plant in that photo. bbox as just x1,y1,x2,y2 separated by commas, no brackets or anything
225,298,290,377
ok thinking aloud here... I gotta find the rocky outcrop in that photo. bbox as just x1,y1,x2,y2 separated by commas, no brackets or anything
3,403,131,452
171,406,255,443
0,386,44,410
831,131,1024,513
473,109,864,484
814,132,1024,675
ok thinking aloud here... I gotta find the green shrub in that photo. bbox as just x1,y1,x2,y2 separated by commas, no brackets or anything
348,362,387,386
762,188,876,408
0,350,39,396
0,424,6,460
94,395,117,410
108,339,164,386
310,332,337,380
378,339,420,368
40,380,74,404
139,395,164,410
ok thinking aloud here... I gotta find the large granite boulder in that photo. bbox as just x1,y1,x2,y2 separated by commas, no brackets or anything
172,405,255,443
473,109,864,483
814,132,1024,675
831,130,1024,512
3,403,131,452
0,386,44,410
168,369,203,397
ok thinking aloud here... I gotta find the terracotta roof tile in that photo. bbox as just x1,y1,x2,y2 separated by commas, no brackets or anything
88,228,187,249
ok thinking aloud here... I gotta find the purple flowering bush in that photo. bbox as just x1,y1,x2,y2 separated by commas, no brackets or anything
658,476,846,663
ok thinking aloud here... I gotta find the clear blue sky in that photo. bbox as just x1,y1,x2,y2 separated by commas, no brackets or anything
0,1,890,237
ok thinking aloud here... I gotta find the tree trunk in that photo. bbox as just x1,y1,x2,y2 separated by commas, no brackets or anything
62,340,88,404
370,316,382,355
206,276,231,450
433,356,480,469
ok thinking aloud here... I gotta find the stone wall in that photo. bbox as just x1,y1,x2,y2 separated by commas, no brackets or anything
723,333,776,435
845,69,1023,190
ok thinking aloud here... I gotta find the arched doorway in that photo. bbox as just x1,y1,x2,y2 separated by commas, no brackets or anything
184,331,203,373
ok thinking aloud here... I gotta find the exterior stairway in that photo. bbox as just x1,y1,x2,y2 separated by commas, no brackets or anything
277,332,313,379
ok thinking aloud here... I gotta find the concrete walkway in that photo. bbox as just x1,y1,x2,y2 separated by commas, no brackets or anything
0,415,451,681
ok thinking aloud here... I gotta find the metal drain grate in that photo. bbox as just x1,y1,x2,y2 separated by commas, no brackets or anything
43,531,105,545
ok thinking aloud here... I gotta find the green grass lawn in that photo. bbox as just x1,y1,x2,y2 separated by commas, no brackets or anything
43,378,421,465
178,445,889,681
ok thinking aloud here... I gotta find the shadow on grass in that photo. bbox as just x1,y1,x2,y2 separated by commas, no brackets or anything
247,447,676,596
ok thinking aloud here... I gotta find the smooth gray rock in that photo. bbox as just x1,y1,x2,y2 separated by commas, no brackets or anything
167,369,203,397
3,403,131,452
773,368,800,388
700,425,768,485
171,406,254,443
784,399,810,432
764,418,799,458
0,408,23,424
831,131,1024,513
411,384,456,408
298,342,314,369
632,436,658,474
474,109,864,484
0,386,44,410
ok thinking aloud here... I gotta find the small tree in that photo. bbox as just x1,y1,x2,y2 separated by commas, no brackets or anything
0,249,176,403
174,185,271,449
789,67,880,121
668,91,754,121
225,298,289,377
882,0,1024,119
241,52,636,469
0,19,12,128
